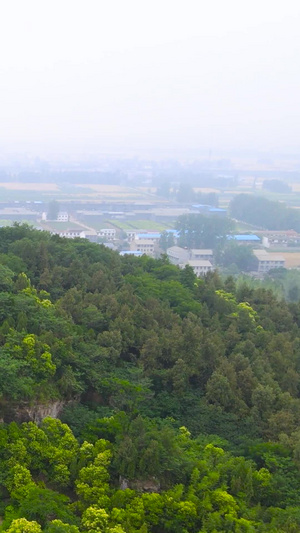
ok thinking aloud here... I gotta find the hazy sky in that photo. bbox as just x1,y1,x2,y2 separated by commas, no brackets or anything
1,0,300,156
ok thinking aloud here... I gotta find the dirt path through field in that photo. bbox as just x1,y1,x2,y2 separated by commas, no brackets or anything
68,216,97,234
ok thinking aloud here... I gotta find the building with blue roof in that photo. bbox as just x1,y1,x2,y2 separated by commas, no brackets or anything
192,204,227,217
165,229,180,240
136,232,161,240
227,234,261,245
120,251,143,256
165,229,179,235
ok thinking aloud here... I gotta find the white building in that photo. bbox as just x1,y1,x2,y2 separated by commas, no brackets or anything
130,239,155,256
190,249,213,261
167,246,189,265
167,246,214,265
136,232,161,242
55,229,86,239
187,260,213,276
253,249,285,273
125,230,137,242
57,211,69,222
98,228,116,241
258,230,300,248
166,246,214,276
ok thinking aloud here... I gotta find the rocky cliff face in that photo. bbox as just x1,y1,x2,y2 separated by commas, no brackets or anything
0,400,66,424
22,400,66,423
119,476,161,493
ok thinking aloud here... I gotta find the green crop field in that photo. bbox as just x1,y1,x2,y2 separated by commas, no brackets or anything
105,220,134,230
40,221,86,231
104,219,174,231
132,220,173,231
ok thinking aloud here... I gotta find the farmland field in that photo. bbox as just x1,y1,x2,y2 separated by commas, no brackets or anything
77,185,134,193
40,221,86,231
0,183,160,203
70,216,172,233
130,220,173,231
0,182,59,191
105,220,134,231
105,219,173,231
273,251,300,269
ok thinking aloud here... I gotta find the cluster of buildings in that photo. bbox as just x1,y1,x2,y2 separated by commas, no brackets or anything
257,230,300,248
227,231,300,249
227,234,286,273
128,232,165,256
167,246,214,276
77,202,227,227
37,206,292,276
50,225,288,277
192,204,227,217
121,242,215,277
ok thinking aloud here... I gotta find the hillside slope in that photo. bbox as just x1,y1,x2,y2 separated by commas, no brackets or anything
0,225,299,530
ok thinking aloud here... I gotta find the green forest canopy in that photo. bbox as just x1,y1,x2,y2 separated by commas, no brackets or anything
0,225,299,530
230,193,300,231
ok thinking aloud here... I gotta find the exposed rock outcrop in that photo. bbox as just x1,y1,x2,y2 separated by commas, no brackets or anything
1,400,66,424
119,476,161,493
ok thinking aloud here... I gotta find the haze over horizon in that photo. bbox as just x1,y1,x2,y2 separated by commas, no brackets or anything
1,0,300,158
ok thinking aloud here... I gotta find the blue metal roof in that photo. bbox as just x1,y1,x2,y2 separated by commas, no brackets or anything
192,204,226,212
120,251,143,256
165,229,180,237
136,233,161,239
230,234,260,241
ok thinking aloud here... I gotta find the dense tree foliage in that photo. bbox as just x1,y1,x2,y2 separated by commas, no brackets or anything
176,214,234,248
217,243,257,273
0,225,299,530
47,201,60,221
176,184,218,206
236,268,300,303
262,179,291,193
158,232,175,252
230,193,300,230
